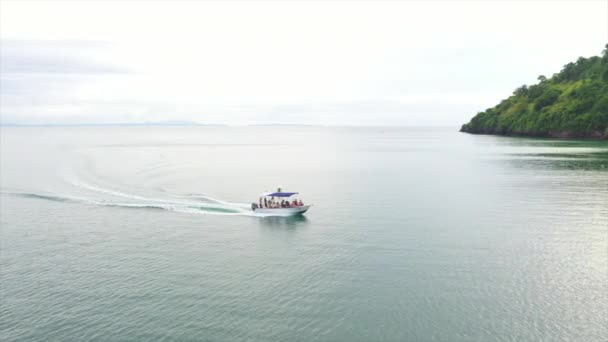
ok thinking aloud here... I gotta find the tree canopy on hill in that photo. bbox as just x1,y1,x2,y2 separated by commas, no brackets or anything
461,44,608,139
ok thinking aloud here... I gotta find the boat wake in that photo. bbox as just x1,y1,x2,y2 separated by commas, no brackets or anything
2,190,254,216
1,176,261,217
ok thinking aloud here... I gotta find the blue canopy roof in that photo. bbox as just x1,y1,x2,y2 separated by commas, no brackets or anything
261,192,298,197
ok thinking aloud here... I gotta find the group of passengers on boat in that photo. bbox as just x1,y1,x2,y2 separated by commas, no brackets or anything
259,197,304,208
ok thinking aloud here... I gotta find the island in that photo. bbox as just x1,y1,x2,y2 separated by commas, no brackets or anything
461,44,608,140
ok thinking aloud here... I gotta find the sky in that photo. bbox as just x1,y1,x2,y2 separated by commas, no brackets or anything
1,1,607,126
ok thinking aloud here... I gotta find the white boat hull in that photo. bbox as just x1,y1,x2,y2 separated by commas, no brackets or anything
253,205,310,216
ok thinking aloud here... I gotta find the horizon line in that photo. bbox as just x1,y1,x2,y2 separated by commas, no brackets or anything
0,122,459,128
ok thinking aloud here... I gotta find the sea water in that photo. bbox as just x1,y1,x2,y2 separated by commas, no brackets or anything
1,126,607,341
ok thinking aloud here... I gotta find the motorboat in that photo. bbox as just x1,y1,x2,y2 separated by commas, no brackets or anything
251,190,310,216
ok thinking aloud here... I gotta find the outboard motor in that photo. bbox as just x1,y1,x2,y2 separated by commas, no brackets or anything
251,203,259,210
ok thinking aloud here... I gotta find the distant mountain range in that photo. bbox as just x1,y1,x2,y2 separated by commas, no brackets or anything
461,44,608,139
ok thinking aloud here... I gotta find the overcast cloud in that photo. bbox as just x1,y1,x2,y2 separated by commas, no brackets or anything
1,1,607,126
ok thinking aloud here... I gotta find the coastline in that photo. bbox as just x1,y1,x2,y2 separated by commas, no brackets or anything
459,126,608,140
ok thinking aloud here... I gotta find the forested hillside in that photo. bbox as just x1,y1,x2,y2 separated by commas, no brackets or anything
461,44,608,139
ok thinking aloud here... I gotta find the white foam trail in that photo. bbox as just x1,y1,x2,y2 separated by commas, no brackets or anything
5,190,255,216
4,187,297,218
62,178,253,216
184,193,251,208
69,178,168,202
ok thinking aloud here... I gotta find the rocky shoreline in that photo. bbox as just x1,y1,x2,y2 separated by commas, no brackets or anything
460,126,608,140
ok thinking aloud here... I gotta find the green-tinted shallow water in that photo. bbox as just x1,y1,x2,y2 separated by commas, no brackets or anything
1,126,607,341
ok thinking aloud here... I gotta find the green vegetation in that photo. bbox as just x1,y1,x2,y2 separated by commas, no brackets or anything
461,44,608,139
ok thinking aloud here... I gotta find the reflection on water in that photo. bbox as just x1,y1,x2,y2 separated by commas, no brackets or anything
492,137,608,171
257,215,309,230
505,152,608,171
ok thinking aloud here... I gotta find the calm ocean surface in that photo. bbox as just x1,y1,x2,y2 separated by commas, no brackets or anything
1,126,607,341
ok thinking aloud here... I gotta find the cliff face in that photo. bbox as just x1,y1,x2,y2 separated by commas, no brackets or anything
461,45,608,140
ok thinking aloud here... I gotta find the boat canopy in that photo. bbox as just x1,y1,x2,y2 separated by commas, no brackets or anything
261,192,299,197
